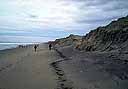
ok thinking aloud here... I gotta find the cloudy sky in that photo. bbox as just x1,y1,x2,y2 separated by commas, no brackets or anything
0,0,128,43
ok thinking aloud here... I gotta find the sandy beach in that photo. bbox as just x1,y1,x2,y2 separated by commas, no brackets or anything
0,43,128,89
0,44,59,89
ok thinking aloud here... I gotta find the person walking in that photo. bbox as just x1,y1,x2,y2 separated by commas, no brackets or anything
49,44,52,50
34,45,37,52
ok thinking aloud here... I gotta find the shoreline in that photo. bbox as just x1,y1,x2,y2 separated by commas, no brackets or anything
0,43,42,51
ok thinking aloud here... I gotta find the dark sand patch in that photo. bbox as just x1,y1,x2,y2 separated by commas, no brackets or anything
50,48,74,89
51,62,73,89
53,46,128,89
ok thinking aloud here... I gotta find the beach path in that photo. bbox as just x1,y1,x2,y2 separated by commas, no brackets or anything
0,44,58,89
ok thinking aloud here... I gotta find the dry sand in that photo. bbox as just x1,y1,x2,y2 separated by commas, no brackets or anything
55,46,128,89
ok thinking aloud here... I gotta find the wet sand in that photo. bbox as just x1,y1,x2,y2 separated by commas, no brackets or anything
0,44,59,89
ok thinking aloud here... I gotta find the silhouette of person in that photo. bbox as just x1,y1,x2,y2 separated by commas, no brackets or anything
49,44,52,50
34,45,37,52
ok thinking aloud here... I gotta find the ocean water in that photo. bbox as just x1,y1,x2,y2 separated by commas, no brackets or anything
0,43,35,50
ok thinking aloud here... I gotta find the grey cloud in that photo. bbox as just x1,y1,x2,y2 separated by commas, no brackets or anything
76,16,119,24
66,0,128,27
29,14,38,18
103,1,128,11
66,0,128,10
65,0,114,6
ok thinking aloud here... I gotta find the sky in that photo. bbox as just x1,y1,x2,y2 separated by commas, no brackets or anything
0,0,128,43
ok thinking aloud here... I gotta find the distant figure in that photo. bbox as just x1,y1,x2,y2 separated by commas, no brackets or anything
49,44,52,50
34,45,38,52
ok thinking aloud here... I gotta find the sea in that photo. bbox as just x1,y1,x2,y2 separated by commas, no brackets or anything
0,43,36,50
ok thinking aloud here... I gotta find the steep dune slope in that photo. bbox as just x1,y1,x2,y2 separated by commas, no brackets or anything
53,15,128,52
77,16,128,51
